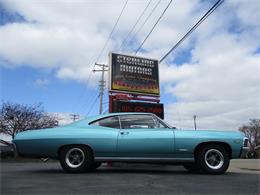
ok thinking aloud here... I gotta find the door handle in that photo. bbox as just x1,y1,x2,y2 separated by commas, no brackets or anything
120,131,129,135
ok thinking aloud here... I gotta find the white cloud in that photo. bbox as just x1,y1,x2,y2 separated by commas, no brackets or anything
160,1,260,130
0,22,106,85
35,78,49,88
159,63,198,84
0,0,259,130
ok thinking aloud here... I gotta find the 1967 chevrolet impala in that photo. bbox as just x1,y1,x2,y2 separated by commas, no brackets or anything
13,112,248,174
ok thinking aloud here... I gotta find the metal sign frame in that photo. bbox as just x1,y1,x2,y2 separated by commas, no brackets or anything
108,52,160,97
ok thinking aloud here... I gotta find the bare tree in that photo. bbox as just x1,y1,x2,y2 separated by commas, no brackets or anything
0,102,58,139
239,119,260,151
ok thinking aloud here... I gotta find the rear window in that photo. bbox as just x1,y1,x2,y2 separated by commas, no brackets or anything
90,116,120,129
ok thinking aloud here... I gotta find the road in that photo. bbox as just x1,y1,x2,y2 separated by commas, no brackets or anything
1,159,260,195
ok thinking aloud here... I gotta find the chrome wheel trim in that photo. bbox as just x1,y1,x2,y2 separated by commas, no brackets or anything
204,149,224,170
65,148,85,168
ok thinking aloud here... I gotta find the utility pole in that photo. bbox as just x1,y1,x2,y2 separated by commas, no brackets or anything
70,114,79,122
93,63,108,114
193,115,197,130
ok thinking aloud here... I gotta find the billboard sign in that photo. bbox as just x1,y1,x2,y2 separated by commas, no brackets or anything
109,52,159,96
112,100,164,119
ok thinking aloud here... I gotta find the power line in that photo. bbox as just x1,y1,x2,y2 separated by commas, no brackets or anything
119,0,153,51
71,80,94,118
102,108,109,114
86,94,99,116
84,0,128,116
72,66,100,115
95,0,129,64
73,1,129,115
135,0,173,54
77,0,157,115
73,70,95,112
159,0,224,63
82,91,99,112
127,0,161,50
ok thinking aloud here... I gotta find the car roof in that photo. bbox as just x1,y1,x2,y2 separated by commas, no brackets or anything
98,112,152,117
82,112,154,123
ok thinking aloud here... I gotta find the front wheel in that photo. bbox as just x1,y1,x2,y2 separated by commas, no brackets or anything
196,144,230,175
59,145,93,173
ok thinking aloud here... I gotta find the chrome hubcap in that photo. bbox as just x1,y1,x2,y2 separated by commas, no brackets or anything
65,148,85,168
204,149,224,170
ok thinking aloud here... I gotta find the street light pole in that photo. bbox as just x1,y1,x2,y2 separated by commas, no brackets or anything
193,115,197,130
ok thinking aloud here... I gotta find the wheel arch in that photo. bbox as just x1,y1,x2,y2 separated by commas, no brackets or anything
194,141,232,159
57,144,94,159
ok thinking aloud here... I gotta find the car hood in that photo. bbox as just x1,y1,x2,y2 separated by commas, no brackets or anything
176,129,245,139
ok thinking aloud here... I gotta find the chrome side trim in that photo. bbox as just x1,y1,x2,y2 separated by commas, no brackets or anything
95,157,194,162
243,137,249,147
240,137,249,158
178,149,189,152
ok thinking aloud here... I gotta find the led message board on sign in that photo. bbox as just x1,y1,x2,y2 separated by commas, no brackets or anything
112,100,164,119
109,53,160,96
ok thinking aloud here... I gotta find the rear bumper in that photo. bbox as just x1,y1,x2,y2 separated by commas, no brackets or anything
12,143,19,157
240,147,249,158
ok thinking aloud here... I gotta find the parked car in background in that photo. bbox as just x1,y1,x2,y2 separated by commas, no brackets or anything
0,141,14,159
13,113,249,174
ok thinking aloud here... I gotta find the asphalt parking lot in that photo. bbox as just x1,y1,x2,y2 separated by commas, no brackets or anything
1,159,260,195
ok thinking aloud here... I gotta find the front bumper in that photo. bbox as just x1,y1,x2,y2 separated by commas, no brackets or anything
240,147,249,158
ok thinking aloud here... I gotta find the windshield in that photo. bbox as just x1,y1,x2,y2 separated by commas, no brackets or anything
153,114,173,128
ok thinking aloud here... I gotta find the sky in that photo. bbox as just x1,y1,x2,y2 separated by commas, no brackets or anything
0,0,259,131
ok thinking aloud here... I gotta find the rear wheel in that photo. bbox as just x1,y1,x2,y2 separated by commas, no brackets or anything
196,144,230,175
59,145,93,173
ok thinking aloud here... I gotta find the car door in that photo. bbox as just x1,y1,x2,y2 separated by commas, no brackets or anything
89,116,120,157
117,114,175,158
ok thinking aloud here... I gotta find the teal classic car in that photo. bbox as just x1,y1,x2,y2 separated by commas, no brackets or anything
13,112,248,174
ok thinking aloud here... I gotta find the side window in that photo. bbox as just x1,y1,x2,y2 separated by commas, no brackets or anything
90,116,120,129
120,115,156,129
